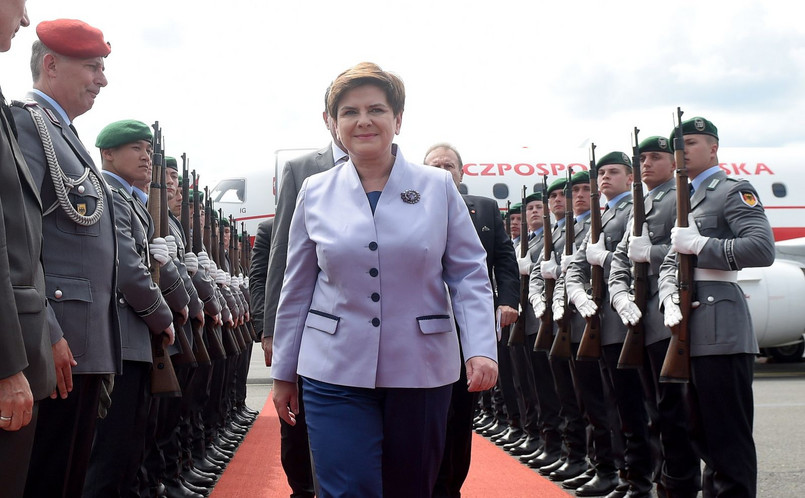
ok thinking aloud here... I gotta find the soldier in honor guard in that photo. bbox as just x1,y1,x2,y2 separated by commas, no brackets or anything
0,6,57,498
10,19,121,498
608,136,701,497
424,143,520,497
82,120,177,497
659,117,774,497
565,153,642,496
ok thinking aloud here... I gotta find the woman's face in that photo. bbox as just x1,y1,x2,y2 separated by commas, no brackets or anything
334,84,402,162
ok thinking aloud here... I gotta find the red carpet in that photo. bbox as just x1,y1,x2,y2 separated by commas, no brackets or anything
212,396,571,497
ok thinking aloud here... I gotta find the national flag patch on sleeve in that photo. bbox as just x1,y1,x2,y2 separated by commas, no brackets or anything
740,191,760,207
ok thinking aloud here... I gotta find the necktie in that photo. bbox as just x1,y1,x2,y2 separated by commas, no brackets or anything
689,184,695,197
528,232,535,241
69,123,80,139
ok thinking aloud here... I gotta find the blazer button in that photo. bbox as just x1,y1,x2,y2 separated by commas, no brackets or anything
77,185,86,194
369,268,379,277
707,296,714,303
54,289,63,299
371,318,380,327
371,292,380,302
119,298,126,304
368,241,378,251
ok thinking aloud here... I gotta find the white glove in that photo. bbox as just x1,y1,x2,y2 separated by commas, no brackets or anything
243,276,249,288
628,224,653,263
569,287,597,317
149,237,170,267
209,261,218,273
197,252,211,271
663,295,683,328
672,213,709,255
184,252,198,275
214,269,227,285
165,235,178,259
517,255,532,276
561,252,573,274
552,297,565,321
586,237,609,267
540,258,559,280
225,273,232,286
612,292,642,326
529,295,546,318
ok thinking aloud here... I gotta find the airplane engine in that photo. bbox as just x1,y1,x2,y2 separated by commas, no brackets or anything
738,260,805,360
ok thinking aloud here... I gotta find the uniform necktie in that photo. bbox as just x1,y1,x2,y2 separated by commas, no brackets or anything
689,184,695,197
69,123,80,139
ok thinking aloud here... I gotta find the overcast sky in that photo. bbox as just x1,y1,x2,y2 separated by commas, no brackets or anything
1,0,802,185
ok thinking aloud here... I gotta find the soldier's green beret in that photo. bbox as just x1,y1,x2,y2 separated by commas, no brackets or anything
639,136,673,154
570,170,590,185
507,202,521,215
672,116,718,140
597,151,632,169
524,192,542,205
547,178,567,195
220,217,230,228
189,189,204,203
95,119,152,149
166,156,178,170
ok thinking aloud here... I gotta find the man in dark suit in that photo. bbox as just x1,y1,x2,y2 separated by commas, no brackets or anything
10,20,122,498
262,89,347,498
0,7,57,496
424,143,519,498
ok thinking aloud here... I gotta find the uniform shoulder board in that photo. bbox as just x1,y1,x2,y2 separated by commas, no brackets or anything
706,178,721,190
10,99,61,126
10,99,38,109
725,177,741,183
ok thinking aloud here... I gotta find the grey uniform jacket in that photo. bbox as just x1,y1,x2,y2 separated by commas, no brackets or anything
169,213,202,350
609,179,676,345
264,145,335,337
566,196,633,345
555,215,593,343
11,92,121,375
520,230,544,336
0,101,55,399
249,218,271,337
658,171,775,356
104,174,173,363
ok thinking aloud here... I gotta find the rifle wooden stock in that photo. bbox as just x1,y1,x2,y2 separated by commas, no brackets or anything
578,144,604,361
508,186,529,346
221,323,241,356
550,169,574,360
192,171,202,253
660,108,692,383
181,154,191,245
204,319,227,361
534,176,555,352
172,315,197,367
190,318,211,365
147,122,182,397
619,128,648,368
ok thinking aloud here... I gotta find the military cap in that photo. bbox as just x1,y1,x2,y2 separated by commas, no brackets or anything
507,202,522,215
189,189,204,203
639,136,673,154
219,217,230,228
672,116,718,140
547,178,567,195
597,151,632,169
570,170,590,185
36,19,111,58
95,120,152,149
166,156,178,170
524,192,543,205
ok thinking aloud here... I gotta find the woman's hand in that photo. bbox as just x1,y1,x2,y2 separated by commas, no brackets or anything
272,379,299,425
465,356,498,392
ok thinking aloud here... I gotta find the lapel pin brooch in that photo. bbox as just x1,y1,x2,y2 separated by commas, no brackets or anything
401,189,420,204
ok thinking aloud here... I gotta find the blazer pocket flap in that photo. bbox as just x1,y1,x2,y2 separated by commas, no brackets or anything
45,275,93,303
305,310,340,335
417,315,452,335
13,287,46,314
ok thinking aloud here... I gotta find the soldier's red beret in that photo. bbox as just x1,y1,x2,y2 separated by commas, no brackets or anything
36,19,111,58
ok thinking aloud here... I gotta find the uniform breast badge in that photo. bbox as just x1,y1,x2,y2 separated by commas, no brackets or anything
401,189,420,204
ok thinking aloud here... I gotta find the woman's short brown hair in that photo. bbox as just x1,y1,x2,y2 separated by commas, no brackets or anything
327,62,405,119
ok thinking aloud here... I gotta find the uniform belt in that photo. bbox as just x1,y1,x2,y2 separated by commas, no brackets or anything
694,268,738,283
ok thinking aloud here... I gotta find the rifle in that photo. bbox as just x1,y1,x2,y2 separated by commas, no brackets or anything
577,144,604,361
508,186,529,346
194,182,226,361
230,215,252,345
549,167,574,359
181,158,210,366
505,201,511,238
618,128,648,368
147,122,182,397
211,207,242,356
660,107,692,383
534,176,555,352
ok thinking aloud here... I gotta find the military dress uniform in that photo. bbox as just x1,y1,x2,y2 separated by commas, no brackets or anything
609,139,701,496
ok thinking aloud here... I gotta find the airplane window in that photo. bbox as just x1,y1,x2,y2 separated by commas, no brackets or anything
493,183,509,200
771,182,787,198
211,179,245,203
458,184,468,195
